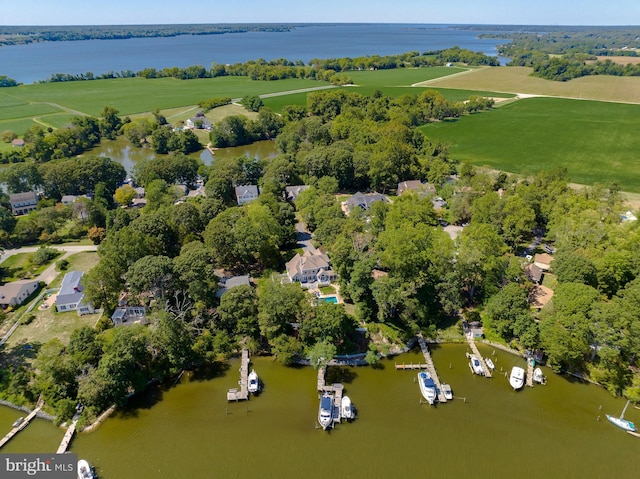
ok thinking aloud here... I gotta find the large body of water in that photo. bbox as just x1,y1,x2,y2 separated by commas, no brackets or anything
1,344,637,478
0,24,509,85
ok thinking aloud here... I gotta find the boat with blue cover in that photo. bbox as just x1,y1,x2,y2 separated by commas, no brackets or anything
418,371,437,405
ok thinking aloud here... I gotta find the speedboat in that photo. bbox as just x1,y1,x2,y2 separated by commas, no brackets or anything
532,367,545,384
248,369,259,394
607,400,637,432
318,392,333,430
341,395,354,420
418,371,437,405
77,459,94,479
509,366,525,390
469,356,484,375
442,383,453,400
485,358,495,370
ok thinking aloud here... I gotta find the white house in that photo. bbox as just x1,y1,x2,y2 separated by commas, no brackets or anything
9,191,38,216
286,250,336,285
235,185,260,205
0,279,39,309
56,271,94,315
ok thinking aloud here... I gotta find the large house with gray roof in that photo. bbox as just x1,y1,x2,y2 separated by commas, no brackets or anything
342,192,389,215
9,191,38,216
56,271,94,315
0,279,39,309
286,250,336,285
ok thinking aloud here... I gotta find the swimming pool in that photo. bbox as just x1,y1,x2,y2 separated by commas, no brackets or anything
319,296,339,304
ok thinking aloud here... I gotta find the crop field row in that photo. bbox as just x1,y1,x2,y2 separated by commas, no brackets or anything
422,96,640,192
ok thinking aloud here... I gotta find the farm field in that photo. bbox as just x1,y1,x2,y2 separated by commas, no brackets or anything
422,96,640,192
423,66,640,104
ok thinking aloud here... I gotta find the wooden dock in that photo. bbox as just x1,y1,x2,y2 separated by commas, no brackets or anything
56,417,78,454
395,363,428,370
417,334,447,403
526,358,534,387
317,367,347,426
0,397,43,450
227,349,250,401
465,335,492,378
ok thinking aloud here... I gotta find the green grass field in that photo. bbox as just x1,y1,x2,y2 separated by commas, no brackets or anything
422,97,640,192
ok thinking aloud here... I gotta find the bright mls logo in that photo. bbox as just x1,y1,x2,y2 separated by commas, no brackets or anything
1,454,77,478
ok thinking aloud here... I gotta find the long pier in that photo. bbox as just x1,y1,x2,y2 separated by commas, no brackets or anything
226,349,250,401
395,363,428,370
0,397,44,450
56,417,78,454
465,335,492,378
417,334,447,403
526,358,534,387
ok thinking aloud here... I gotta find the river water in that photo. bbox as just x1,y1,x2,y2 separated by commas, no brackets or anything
0,24,509,85
1,344,636,478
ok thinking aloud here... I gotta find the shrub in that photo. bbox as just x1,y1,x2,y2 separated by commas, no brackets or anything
31,247,59,266
56,259,69,271
21,314,35,325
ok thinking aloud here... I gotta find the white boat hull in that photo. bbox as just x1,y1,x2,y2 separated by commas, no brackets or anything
77,459,94,479
469,356,484,375
319,393,333,430
341,396,354,420
509,367,525,390
248,369,259,394
418,371,437,405
485,358,495,370
606,414,637,432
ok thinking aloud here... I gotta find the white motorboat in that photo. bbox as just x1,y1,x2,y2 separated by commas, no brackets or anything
341,395,354,420
485,358,495,370
509,366,525,390
418,371,437,405
442,383,453,400
248,369,259,394
606,400,637,433
318,392,333,430
77,459,95,479
532,367,545,384
469,355,484,375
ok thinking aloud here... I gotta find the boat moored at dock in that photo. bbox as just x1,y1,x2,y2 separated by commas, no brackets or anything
319,392,333,430
442,384,453,400
485,358,495,370
248,369,260,394
532,367,546,384
418,371,437,405
468,355,485,376
607,400,637,433
509,367,525,390
341,396,355,420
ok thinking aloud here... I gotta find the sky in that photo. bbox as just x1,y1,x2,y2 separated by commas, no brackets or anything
1,0,639,26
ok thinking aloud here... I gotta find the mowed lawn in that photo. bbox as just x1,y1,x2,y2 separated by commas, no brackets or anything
425,66,640,104
422,97,640,192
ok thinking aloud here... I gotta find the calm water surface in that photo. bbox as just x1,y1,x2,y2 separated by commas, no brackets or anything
0,24,509,84
90,139,279,175
2,345,635,478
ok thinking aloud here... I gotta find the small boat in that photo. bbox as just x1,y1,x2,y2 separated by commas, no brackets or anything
418,371,437,405
442,384,453,400
509,366,525,390
607,400,637,433
469,356,484,376
318,392,333,430
77,459,95,479
341,395,354,420
12,417,24,428
247,369,259,394
485,358,495,370
532,367,546,384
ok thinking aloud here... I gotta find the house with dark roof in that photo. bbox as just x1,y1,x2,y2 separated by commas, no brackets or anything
235,185,260,205
0,279,39,309
286,250,336,285
525,263,544,284
9,191,38,216
397,180,436,197
56,271,94,315
342,192,389,215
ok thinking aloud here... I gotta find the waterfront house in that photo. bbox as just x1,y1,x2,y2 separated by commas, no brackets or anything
342,192,389,215
285,185,310,202
186,112,212,130
0,279,39,309
56,271,94,315
397,180,436,197
235,185,260,205
111,306,147,327
9,191,38,216
286,250,336,285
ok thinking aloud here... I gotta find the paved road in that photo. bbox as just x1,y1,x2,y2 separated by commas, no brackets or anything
295,222,316,253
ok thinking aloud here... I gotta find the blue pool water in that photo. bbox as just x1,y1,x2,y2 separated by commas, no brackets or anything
320,296,338,304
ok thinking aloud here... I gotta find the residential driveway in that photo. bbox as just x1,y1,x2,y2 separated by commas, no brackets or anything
1,244,99,285
295,222,316,253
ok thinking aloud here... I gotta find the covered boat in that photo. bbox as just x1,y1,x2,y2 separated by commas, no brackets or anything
469,356,484,376
442,383,453,400
318,392,333,430
532,367,545,384
248,369,260,394
418,371,437,405
341,395,354,420
509,366,525,390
